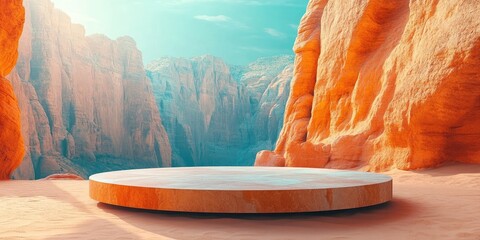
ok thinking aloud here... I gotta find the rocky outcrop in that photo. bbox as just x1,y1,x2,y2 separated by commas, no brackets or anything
256,0,480,170
147,56,293,166
9,0,171,179
0,0,25,179
40,173,84,180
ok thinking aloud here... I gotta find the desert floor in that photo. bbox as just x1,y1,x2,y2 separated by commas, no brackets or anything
1,163,479,240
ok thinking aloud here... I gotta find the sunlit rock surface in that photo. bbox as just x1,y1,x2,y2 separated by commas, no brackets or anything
0,0,25,179
9,0,171,179
147,56,293,166
256,0,480,170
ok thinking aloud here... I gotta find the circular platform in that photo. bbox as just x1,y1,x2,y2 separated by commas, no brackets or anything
89,167,392,213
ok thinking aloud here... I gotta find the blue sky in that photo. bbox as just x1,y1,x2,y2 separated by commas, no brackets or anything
50,0,309,65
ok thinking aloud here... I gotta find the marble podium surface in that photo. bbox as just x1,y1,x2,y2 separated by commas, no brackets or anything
89,167,392,213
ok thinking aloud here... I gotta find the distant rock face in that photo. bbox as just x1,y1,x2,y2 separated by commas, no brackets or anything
237,56,294,146
147,56,293,166
9,0,171,179
0,0,25,179
256,0,480,170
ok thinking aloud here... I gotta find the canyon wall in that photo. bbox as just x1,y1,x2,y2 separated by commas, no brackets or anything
147,56,292,166
9,0,171,179
0,0,25,179
236,56,294,148
256,0,480,170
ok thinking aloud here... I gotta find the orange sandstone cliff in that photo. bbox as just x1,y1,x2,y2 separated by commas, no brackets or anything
0,0,25,179
256,0,480,170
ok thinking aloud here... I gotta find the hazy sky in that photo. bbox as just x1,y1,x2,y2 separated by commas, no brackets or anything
50,0,309,65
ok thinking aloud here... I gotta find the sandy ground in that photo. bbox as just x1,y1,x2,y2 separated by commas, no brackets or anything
0,163,479,240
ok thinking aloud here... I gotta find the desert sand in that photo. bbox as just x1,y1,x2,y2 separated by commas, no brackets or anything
0,163,479,240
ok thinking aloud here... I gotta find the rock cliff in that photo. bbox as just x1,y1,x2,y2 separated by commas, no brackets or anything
9,0,171,179
256,0,480,170
235,56,294,153
147,56,293,166
0,0,25,179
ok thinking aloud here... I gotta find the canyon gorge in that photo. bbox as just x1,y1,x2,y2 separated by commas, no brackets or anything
1,2,479,238
256,0,480,170
147,55,292,166
5,0,293,178
1,0,479,179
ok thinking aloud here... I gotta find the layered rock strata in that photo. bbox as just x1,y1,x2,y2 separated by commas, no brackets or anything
256,0,480,170
147,56,293,166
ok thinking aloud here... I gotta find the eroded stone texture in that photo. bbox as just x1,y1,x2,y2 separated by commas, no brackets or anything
147,56,293,166
256,0,480,170
147,56,248,166
9,0,171,179
0,0,25,179
239,56,294,150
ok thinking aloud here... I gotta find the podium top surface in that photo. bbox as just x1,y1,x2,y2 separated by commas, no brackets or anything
89,167,392,191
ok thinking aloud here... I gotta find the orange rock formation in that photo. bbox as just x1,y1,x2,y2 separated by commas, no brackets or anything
0,0,25,179
256,0,480,170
